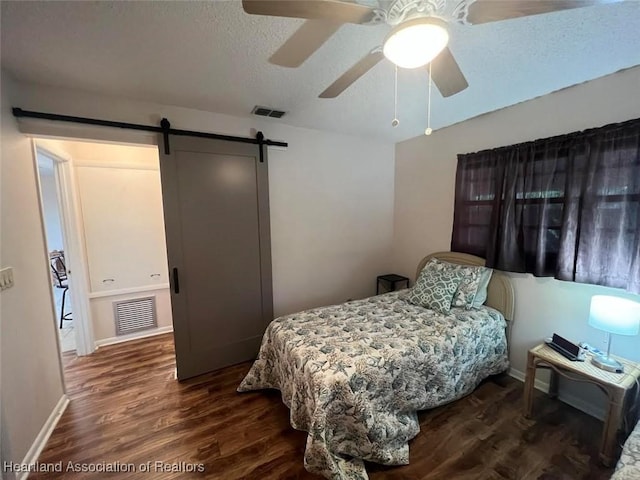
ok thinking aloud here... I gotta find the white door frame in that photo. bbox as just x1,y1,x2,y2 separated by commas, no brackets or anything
34,140,95,356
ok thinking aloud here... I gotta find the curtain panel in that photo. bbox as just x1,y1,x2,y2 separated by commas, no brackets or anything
451,118,640,293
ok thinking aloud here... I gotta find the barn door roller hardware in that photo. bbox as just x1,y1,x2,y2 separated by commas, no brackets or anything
12,108,287,160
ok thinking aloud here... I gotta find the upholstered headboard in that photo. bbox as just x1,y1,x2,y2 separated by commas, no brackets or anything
416,251,515,323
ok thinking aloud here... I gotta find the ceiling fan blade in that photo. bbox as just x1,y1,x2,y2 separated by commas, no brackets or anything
270,20,342,67
429,47,468,98
319,50,384,98
242,0,375,24
467,0,622,25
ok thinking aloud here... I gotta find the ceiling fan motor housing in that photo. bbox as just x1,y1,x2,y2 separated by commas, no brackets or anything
364,0,474,26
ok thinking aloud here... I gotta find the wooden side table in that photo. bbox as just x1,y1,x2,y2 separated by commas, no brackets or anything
524,343,640,466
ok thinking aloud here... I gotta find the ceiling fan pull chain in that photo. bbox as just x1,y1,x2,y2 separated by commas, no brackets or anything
392,65,399,127
425,62,433,136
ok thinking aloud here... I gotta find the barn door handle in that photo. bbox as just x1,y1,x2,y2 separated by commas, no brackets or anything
172,267,180,294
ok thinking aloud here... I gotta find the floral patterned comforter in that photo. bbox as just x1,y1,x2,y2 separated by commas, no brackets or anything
612,421,640,480
237,292,509,480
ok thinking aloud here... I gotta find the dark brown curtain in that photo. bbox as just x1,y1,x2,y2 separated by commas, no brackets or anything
451,118,640,293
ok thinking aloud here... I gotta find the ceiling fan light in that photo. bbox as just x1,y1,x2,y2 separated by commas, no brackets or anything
383,17,449,69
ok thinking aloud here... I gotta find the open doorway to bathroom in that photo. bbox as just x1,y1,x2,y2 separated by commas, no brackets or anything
36,150,77,353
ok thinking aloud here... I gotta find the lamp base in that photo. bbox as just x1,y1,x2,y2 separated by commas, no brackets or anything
591,354,624,373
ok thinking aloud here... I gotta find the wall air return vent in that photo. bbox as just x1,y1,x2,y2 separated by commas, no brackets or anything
252,105,286,119
113,296,157,336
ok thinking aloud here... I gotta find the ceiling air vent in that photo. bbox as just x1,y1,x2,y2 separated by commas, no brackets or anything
252,105,286,119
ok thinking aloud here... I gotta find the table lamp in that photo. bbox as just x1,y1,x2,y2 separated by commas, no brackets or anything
588,295,640,372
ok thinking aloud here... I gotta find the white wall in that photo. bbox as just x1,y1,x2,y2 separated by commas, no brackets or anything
1,71,65,475
393,66,640,417
73,141,171,340
36,158,64,252
76,163,168,292
90,290,172,341
14,82,397,318
2,75,395,471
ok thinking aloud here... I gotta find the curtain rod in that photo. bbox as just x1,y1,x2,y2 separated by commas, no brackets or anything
461,116,639,158
12,107,288,159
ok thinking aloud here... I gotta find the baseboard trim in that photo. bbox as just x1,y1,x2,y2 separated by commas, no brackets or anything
509,367,605,421
95,325,173,348
18,395,69,480
509,367,550,393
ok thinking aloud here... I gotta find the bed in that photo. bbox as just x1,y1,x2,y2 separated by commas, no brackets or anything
238,252,515,479
611,420,640,479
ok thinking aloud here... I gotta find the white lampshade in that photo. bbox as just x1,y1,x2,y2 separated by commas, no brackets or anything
588,295,640,336
383,17,449,69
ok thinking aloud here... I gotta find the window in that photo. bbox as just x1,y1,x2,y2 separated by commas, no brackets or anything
451,118,640,294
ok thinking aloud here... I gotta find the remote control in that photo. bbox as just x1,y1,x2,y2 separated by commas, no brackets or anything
579,342,604,356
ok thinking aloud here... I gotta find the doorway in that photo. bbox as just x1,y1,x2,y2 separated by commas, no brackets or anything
28,125,273,383
33,137,175,368
36,150,76,352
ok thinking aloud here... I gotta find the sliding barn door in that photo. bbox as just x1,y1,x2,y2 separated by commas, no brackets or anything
158,136,273,380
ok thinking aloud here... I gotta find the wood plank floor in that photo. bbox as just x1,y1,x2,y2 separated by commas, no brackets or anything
33,333,615,479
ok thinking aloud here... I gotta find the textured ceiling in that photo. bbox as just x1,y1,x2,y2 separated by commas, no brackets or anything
2,1,640,142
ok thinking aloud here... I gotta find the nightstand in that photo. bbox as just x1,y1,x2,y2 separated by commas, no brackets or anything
524,343,640,466
376,274,409,295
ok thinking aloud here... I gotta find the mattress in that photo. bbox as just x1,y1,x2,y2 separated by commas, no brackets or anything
238,291,509,479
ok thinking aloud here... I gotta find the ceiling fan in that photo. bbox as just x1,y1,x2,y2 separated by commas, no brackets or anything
242,0,619,99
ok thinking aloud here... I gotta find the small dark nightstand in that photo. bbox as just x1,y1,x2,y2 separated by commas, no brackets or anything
376,274,409,295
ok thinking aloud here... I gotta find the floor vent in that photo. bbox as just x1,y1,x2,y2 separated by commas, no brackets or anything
251,105,286,118
113,296,157,336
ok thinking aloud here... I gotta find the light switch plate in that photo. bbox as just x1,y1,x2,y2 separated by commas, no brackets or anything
0,267,14,291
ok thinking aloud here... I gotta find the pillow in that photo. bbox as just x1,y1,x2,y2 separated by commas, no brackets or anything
424,258,492,309
472,268,494,308
404,264,463,314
